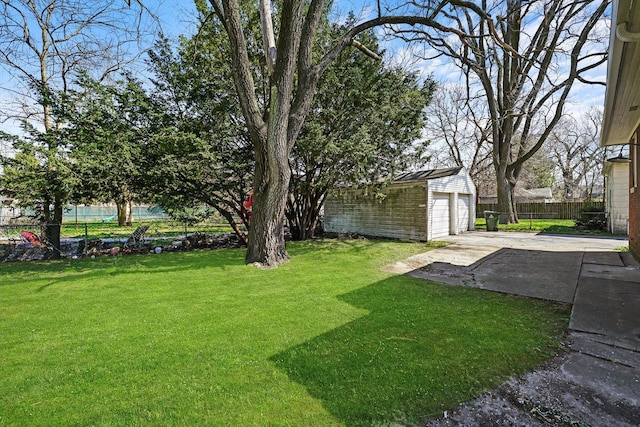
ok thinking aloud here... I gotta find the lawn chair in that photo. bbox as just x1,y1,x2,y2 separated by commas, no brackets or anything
123,225,149,248
20,230,43,247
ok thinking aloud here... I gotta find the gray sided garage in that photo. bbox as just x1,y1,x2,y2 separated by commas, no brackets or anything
324,167,476,241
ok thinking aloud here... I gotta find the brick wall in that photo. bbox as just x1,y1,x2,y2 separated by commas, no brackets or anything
630,128,640,260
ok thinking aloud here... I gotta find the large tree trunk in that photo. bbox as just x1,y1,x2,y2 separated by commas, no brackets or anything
562,170,577,200
220,0,303,266
245,127,291,266
245,182,290,266
496,173,518,224
244,61,296,265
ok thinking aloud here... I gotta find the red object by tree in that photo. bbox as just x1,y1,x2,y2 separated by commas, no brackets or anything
242,189,254,221
21,231,42,246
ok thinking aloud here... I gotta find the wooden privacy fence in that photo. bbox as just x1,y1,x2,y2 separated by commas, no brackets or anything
476,201,605,220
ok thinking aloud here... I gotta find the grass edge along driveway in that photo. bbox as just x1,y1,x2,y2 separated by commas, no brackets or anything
0,239,569,426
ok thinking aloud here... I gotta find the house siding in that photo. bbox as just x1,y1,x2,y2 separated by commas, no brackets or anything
630,128,640,259
606,161,630,235
324,183,428,240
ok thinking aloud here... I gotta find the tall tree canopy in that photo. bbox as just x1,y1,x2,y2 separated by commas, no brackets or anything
143,31,255,242
392,0,609,222
0,0,156,256
424,84,494,196
548,108,611,201
143,8,434,244
207,0,450,267
60,74,156,226
290,25,435,240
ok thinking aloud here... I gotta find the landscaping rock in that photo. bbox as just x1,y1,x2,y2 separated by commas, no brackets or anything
5,242,50,261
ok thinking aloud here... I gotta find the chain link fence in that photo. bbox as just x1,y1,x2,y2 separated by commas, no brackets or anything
0,219,243,262
0,205,169,226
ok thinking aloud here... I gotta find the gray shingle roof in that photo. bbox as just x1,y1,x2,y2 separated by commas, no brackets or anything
393,167,463,183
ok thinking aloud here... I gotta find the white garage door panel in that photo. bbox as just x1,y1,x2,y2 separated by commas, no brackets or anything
457,195,470,232
431,193,450,238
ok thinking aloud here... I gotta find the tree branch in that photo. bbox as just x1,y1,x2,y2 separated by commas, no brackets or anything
349,39,381,60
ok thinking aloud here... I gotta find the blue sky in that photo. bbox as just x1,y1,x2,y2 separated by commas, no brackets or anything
154,0,198,38
332,0,609,117
0,1,197,140
138,0,609,114
1,0,608,141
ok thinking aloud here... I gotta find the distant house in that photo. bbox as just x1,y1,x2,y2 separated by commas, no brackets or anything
324,167,476,241
604,155,630,235
478,187,553,204
601,0,640,259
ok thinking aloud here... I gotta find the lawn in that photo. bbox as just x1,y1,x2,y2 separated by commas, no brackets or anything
475,217,615,235
0,239,569,426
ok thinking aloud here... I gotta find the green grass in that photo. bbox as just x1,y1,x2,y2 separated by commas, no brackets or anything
0,240,569,426
475,218,614,235
59,219,234,240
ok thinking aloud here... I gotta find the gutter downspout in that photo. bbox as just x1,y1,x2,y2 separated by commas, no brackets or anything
616,22,640,42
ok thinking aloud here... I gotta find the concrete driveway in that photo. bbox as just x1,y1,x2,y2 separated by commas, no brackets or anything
384,231,629,303
385,231,640,426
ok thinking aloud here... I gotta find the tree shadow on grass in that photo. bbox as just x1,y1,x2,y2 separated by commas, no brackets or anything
270,275,568,426
0,248,247,289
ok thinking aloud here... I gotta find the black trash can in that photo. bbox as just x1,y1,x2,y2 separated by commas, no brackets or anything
484,211,500,231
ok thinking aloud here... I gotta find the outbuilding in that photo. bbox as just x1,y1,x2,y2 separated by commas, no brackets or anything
603,155,630,235
324,167,476,241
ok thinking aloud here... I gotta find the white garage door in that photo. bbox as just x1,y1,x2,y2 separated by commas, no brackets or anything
431,193,450,239
457,194,470,233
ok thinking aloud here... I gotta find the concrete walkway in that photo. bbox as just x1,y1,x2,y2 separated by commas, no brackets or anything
385,231,640,426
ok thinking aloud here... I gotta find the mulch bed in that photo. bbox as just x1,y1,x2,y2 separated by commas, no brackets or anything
0,232,244,262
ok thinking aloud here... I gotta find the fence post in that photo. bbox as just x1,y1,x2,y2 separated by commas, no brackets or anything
84,223,88,258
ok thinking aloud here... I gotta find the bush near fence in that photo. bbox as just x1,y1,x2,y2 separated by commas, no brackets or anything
476,201,605,220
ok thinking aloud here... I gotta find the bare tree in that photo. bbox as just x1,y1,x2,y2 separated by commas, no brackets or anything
549,108,611,201
1,0,156,126
393,0,609,222
0,0,156,257
424,84,493,197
